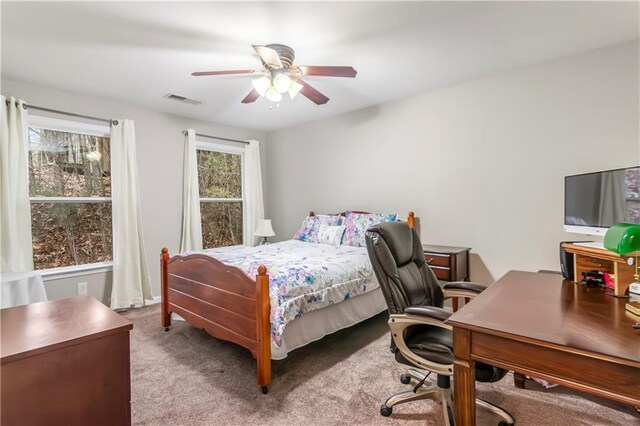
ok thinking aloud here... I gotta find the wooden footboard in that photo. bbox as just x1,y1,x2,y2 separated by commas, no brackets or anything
160,248,271,393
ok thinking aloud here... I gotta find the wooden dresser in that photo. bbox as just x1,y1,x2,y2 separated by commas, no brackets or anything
422,244,471,282
1,295,133,426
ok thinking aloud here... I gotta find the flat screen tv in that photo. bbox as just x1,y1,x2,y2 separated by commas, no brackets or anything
564,166,640,236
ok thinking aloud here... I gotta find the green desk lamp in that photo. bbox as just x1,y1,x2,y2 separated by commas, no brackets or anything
604,223,640,296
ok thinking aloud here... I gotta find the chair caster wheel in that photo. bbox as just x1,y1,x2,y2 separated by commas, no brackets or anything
261,386,268,394
380,405,392,417
498,421,514,426
164,327,169,332
400,374,411,384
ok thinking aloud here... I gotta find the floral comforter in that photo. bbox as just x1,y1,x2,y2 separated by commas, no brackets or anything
183,240,377,347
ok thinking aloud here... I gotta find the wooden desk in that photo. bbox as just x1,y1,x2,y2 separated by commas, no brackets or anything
447,271,640,426
1,295,133,426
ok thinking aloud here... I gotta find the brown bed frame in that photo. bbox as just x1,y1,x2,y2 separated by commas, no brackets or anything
161,211,415,393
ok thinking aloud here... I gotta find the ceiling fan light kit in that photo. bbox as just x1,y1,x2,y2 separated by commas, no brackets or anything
288,81,303,99
251,77,271,97
192,44,357,105
272,73,292,93
265,87,282,103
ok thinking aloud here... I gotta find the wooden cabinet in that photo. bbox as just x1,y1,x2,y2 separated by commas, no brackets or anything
1,295,133,426
422,244,471,282
561,242,636,296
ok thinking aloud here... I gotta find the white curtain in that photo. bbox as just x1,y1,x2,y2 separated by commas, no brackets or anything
180,129,203,252
243,140,265,247
0,96,34,272
110,119,152,309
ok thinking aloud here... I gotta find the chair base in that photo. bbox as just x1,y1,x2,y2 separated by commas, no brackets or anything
381,368,515,425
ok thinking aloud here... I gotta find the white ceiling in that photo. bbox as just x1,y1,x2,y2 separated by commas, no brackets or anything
2,2,638,132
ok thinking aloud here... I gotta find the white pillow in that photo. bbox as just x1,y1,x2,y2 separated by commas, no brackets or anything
317,224,346,248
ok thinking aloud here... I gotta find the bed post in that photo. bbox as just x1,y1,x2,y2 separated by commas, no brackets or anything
407,211,415,229
255,265,271,394
161,247,171,331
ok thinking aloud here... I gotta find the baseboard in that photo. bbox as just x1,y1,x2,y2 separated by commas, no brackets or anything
145,296,162,306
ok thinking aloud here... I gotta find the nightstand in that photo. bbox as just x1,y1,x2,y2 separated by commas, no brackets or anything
422,244,471,282
423,244,471,312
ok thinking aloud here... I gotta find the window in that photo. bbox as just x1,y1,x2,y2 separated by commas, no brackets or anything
197,143,244,249
28,117,112,270
626,168,640,224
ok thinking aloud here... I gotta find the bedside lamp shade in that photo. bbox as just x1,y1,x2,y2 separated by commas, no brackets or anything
604,223,640,255
255,219,275,237
255,219,275,245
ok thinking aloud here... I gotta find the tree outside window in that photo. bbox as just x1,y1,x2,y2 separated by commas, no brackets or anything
626,168,640,224
28,126,112,269
197,148,243,248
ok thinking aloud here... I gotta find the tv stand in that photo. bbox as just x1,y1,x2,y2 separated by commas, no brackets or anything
561,243,636,296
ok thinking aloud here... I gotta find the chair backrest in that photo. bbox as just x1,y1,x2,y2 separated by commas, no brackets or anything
366,222,444,315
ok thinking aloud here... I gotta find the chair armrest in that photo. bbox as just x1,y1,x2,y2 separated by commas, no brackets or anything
388,311,454,375
404,305,452,322
443,281,488,293
443,281,488,300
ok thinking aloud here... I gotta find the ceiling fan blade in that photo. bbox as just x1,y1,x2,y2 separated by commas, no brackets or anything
294,79,329,105
253,45,283,69
192,70,261,77
241,89,260,104
298,66,357,78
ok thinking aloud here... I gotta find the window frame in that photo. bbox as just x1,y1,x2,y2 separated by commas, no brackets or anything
195,140,246,248
27,115,113,277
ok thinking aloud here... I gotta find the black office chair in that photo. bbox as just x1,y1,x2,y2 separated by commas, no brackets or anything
365,222,514,426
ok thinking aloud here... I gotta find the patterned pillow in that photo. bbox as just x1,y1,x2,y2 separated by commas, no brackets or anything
317,224,346,248
342,212,398,247
293,214,341,243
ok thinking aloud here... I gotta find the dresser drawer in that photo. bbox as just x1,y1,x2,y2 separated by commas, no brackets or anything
424,253,451,268
422,245,471,283
431,266,451,281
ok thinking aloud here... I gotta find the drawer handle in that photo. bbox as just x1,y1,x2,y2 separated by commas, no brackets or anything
426,258,434,264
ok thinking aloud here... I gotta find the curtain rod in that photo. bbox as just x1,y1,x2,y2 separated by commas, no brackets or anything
4,99,113,124
182,130,249,145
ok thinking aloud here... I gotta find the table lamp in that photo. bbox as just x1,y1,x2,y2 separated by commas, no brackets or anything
604,222,640,295
254,219,275,245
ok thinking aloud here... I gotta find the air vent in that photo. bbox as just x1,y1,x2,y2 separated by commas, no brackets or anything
163,93,202,106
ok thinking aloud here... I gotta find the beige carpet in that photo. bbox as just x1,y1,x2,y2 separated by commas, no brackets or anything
123,305,638,426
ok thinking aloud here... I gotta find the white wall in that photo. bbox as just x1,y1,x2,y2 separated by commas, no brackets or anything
1,79,267,303
265,40,640,284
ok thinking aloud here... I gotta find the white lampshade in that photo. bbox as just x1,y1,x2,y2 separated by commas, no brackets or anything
288,81,303,99
254,219,275,237
272,73,292,93
265,87,282,102
251,77,271,97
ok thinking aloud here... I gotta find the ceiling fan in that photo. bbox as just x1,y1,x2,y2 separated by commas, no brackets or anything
192,44,357,105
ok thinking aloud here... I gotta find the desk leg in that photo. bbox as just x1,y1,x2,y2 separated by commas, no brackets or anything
453,328,476,426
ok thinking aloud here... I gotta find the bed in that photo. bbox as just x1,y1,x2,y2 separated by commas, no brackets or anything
161,211,415,393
